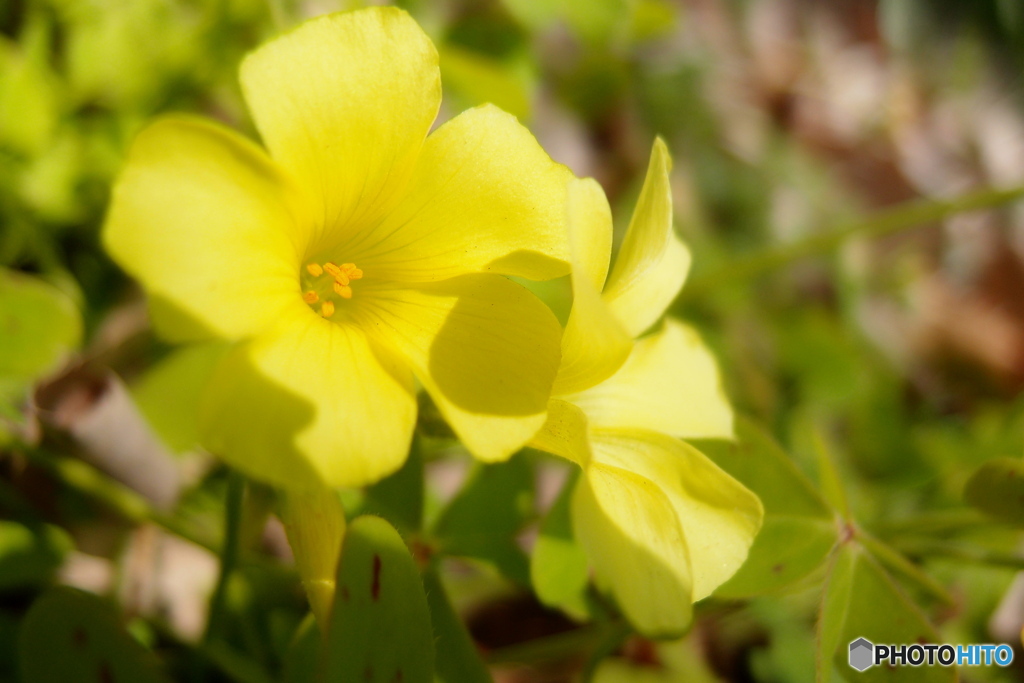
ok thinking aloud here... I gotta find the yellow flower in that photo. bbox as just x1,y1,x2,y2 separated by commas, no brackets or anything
104,8,574,490
531,140,763,637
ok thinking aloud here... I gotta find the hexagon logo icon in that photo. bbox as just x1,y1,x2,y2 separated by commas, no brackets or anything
849,638,874,671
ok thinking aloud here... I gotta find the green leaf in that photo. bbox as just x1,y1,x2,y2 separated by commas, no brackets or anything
693,417,837,597
131,341,228,454
564,0,630,44
18,587,169,683
324,515,433,683
808,423,851,519
423,567,492,683
694,417,832,517
716,516,838,599
0,268,81,385
361,437,425,533
963,457,1024,526
530,469,590,619
0,520,73,590
439,45,531,121
282,615,320,683
0,18,62,156
857,533,953,607
816,547,855,683
816,544,953,683
432,455,534,585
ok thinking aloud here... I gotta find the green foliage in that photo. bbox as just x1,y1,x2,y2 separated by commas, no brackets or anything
694,418,839,597
325,515,434,683
360,438,426,534
964,457,1024,526
816,545,952,683
130,341,229,454
0,268,81,385
530,468,590,619
0,521,72,590
0,268,81,428
432,454,534,584
423,567,493,683
439,45,532,121
3,0,1024,680
19,587,169,683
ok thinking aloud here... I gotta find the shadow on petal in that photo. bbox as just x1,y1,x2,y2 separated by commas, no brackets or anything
199,338,323,491
572,465,694,638
426,275,560,416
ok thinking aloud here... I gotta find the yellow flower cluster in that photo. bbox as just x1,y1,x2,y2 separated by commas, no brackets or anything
103,7,762,637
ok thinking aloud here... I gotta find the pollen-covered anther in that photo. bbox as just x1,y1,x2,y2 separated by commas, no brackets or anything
306,263,323,277
321,301,335,318
341,263,363,280
334,282,353,299
302,291,319,304
323,262,348,284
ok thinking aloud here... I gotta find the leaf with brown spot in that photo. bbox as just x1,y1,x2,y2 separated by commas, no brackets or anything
18,587,169,683
324,516,433,683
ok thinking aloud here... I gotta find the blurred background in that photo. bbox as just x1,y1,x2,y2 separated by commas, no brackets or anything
4,0,1024,681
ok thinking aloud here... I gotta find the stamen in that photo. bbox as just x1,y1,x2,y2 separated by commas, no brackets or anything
323,262,345,280
306,263,323,277
321,301,335,318
302,291,319,304
334,283,353,299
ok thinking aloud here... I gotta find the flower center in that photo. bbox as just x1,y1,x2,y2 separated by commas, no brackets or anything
301,261,363,318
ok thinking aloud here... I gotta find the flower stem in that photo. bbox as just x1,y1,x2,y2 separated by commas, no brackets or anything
204,470,246,646
681,185,1024,299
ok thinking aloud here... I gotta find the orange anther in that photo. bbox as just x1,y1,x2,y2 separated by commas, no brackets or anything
334,283,353,299
321,301,336,318
306,263,323,277
302,291,319,304
324,261,350,286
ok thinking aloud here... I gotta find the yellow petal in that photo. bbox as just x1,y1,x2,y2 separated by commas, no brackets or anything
552,178,632,396
200,302,417,489
351,274,561,462
602,138,691,337
529,398,592,467
567,319,733,440
573,463,693,637
590,429,763,601
566,177,612,292
240,8,440,249
103,116,307,342
345,105,572,282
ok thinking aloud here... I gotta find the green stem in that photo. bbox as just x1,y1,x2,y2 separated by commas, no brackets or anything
148,618,275,683
484,624,605,665
15,445,218,551
870,510,992,537
896,539,1024,571
682,185,1024,299
15,445,291,579
204,471,246,646
581,621,632,683
485,619,628,668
